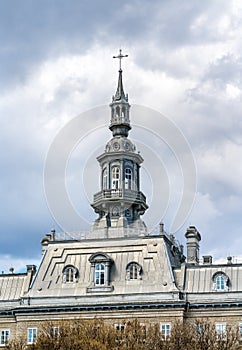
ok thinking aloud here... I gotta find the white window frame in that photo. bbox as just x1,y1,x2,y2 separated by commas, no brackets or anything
65,267,74,283
160,323,171,339
126,262,142,280
114,323,125,332
112,166,120,190
87,253,114,292
215,275,225,290
62,265,78,284
215,323,226,336
27,327,37,344
95,263,105,285
0,329,10,346
129,263,138,279
102,168,108,190
239,323,242,339
212,272,229,291
50,326,59,338
125,167,132,190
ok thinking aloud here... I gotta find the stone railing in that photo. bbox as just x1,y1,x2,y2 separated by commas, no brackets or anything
53,227,166,242
93,189,146,203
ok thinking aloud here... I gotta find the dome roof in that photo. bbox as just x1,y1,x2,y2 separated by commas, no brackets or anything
105,137,136,153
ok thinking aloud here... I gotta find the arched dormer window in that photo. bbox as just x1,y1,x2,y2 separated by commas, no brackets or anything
112,167,120,190
125,168,132,190
87,253,114,293
62,265,78,284
103,168,108,190
126,262,142,280
212,272,229,291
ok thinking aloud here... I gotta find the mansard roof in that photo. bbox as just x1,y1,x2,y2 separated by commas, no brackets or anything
22,234,181,306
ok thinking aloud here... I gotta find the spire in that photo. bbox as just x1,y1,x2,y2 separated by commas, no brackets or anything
113,69,126,101
112,49,128,102
110,49,131,137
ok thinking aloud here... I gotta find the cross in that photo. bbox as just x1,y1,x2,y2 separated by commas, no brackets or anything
113,49,128,70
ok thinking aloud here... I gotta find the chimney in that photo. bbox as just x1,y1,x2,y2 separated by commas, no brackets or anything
51,228,56,240
203,255,213,265
185,226,201,265
159,221,164,234
26,265,36,274
23,265,37,294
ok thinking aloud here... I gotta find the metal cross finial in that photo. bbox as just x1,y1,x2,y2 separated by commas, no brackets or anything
113,49,128,70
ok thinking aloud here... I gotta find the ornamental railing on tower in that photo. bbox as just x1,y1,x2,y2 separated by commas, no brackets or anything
93,189,146,203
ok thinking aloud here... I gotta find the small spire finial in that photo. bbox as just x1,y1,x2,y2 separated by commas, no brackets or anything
113,49,128,70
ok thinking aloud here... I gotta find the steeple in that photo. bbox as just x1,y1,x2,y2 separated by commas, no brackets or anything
91,51,148,238
110,50,131,138
113,69,127,102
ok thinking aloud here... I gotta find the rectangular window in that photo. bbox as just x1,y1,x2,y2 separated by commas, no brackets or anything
114,324,125,332
0,330,10,346
239,323,242,339
215,323,226,336
160,323,171,339
95,263,105,285
27,328,37,344
50,326,59,338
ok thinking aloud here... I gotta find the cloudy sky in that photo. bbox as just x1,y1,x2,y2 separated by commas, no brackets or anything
1,0,242,272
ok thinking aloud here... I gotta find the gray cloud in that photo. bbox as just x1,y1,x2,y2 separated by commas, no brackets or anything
0,0,232,87
1,0,242,269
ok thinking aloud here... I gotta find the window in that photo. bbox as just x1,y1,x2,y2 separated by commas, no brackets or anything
194,322,205,337
87,253,114,292
62,265,78,283
95,263,105,285
50,326,59,338
114,324,125,332
239,323,242,339
125,168,132,190
216,323,226,336
0,330,10,346
103,168,108,190
216,275,225,290
160,323,171,339
112,167,120,190
116,106,120,117
27,328,37,344
212,272,229,291
126,262,142,280
129,264,138,279
121,106,126,119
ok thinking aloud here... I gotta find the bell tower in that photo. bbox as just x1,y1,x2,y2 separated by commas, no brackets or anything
91,50,148,237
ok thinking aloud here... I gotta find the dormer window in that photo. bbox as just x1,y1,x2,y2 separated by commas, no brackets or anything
62,265,78,284
216,275,225,290
87,253,114,292
212,272,229,291
95,263,105,285
126,262,142,280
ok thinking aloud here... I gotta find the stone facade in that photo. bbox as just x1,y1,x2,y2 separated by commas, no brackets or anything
0,60,241,347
